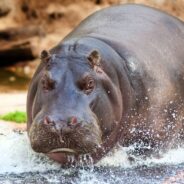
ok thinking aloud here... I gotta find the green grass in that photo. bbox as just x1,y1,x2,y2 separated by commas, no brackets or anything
0,111,27,123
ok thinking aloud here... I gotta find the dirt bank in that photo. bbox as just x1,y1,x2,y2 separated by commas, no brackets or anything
0,92,26,115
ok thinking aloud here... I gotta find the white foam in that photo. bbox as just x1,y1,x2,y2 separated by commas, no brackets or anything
97,145,132,168
74,170,111,184
0,123,61,174
99,145,184,168
0,123,184,174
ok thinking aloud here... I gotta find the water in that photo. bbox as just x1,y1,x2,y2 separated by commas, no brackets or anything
0,123,184,184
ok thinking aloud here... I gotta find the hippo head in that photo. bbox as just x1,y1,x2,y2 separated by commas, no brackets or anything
27,41,123,164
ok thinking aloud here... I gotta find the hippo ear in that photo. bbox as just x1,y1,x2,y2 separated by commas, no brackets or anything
40,50,51,62
87,50,101,68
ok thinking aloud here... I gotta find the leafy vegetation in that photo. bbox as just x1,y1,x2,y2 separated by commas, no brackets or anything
0,111,27,123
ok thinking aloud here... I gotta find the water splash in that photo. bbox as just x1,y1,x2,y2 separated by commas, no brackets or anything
98,144,184,168
67,155,75,164
0,122,184,176
0,123,61,174
77,154,94,172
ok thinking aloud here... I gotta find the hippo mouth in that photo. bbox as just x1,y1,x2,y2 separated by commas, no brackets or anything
29,114,103,163
47,147,97,165
46,148,78,164
48,148,76,154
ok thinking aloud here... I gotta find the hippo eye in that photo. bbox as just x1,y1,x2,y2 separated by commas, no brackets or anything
78,76,95,95
41,74,55,92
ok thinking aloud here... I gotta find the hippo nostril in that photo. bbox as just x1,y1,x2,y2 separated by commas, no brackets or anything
68,116,78,126
43,116,55,126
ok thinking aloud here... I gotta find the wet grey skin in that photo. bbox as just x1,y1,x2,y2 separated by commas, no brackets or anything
27,4,184,165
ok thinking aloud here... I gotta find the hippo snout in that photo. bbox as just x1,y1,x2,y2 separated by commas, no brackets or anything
43,115,81,135
29,113,102,155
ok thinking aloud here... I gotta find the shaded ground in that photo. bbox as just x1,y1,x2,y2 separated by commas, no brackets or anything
0,68,30,92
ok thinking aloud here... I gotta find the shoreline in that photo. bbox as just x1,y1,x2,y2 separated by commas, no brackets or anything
0,92,27,115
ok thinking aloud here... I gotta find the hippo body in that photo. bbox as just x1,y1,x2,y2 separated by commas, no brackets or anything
27,4,184,164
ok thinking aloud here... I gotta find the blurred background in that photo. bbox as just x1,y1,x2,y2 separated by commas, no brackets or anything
0,0,183,116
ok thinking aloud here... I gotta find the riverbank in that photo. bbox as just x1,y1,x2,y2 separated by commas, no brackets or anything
0,92,26,115
0,92,26,130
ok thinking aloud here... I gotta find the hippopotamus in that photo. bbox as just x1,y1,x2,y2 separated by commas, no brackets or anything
27,4,184,165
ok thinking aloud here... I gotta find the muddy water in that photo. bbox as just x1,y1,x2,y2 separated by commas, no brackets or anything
0,123,184,184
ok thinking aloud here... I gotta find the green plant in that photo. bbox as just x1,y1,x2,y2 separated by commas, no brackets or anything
0,111,27,123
